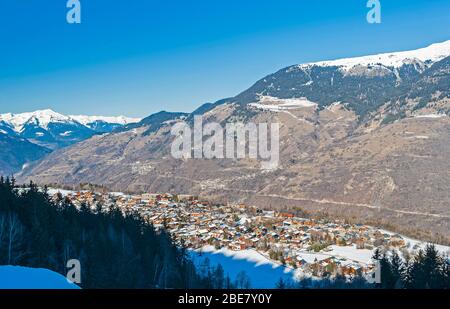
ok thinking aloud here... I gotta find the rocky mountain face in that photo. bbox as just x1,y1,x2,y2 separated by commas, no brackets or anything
18,41,450,242
0,109,140,174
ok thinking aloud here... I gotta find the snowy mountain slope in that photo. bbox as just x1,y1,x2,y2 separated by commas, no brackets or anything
190,246,301,288
0,109,74,132
0,109,141,148
0,266,80,289
0,110,95,150
234,40,450,118
299,40,450,71
69,114,140,133
69,114,140,126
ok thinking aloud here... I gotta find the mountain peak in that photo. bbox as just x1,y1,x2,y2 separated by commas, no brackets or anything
298,39,450,71
0,109,70,132
0,109,141,133
69,114,141,126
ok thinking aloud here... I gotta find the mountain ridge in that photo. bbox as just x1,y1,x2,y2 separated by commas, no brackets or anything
0,109,141,174
299,40,450,70
17,39,450,242
0,109,140,133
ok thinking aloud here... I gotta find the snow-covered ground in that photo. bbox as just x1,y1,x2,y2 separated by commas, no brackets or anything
46,188,131,199
47,188,80,197
190,233,450,288
190,246,304,288
325,245,374,264
380,229,450,256
249,95,317,112
0,266,80,289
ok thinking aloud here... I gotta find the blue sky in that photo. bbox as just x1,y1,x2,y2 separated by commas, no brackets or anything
0,0,449,117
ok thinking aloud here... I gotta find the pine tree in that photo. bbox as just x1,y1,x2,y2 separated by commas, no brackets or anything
379,253,395,288
213,264,225,289
390,251,404,288
275,277,287,289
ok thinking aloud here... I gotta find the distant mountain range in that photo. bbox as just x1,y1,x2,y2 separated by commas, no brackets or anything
0,109,140,174
15,40,450,242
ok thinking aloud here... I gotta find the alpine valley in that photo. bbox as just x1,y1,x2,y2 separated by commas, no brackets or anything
16,40,450,243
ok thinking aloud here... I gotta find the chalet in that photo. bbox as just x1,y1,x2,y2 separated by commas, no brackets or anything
389,234,406,247
341,263,363,276
296,257,309,267
355,239,366,249
278,212,294,219
141,193,160,202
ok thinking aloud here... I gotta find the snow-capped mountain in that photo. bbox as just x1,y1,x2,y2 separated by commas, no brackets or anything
0,110,140,135
1,109,74,132
69,114,141,133
299,40,450,71
0,109,91,149
0,266,80,289
234,40,450,118
0,109,140,174
0,109,141,149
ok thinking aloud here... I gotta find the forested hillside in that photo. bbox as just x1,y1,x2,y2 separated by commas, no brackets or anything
0,177,204,288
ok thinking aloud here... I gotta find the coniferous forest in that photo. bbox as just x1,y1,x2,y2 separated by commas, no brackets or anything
276,246,450,289
0,177,207,288
372,246,450,289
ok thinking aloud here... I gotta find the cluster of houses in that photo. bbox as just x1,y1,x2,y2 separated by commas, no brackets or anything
53,190,412,279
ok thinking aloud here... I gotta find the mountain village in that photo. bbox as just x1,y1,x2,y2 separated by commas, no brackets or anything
48,189,425,279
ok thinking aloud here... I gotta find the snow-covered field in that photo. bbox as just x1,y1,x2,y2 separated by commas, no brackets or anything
298,40,450,71
0,266,80,289
413,113,447,119
69,114,140,126
380,229,450,256
46,188,79,197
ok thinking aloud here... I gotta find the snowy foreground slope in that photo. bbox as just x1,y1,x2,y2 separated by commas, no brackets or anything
0,266,80,289
190,245,375,288
190,246,299,288
191,239,450,288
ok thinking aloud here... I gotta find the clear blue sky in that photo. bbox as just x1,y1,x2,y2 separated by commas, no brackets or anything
0,0,449,117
